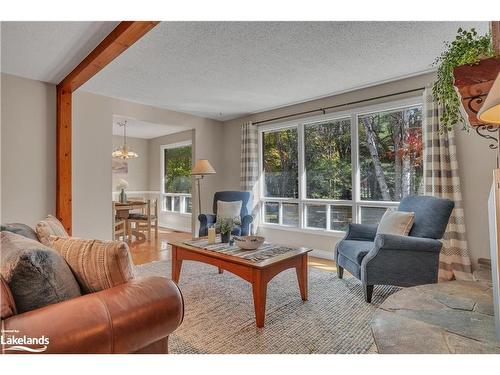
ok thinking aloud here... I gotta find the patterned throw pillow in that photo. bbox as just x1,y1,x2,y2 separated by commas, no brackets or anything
36,215,69,247
376,209,415,236
50,236,135,294
0,232,82,313
216,200,242,223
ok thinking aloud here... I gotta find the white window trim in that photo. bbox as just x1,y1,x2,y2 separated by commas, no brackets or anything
160,141,193,215
258,96,423,233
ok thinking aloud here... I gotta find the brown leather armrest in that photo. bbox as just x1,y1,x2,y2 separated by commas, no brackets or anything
1,277,184,354
1,275,17,319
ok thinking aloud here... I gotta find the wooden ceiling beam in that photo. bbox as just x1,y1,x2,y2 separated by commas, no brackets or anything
56,21,159,233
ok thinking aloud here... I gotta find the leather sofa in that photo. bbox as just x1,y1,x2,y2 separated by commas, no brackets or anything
1,275,184,354
1,224,184,354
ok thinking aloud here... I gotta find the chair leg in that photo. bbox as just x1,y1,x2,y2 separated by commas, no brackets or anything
363,284,374,303
337,265,344,279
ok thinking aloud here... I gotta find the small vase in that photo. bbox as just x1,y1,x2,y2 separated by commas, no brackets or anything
221,232,231,243
119,189,127,203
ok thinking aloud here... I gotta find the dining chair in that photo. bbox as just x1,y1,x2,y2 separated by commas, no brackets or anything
112,202,129,241
128,199,158,241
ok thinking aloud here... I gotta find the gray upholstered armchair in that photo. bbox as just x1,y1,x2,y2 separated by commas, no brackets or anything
198,191,253,237
335,196,454,302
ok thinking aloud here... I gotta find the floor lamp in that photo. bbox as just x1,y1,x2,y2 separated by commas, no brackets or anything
191,159,216,214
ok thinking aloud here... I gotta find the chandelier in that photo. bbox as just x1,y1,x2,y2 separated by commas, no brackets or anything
112,120,139,159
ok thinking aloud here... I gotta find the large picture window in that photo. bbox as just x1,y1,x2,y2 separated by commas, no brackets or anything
260,97,423,233
161,142,192,214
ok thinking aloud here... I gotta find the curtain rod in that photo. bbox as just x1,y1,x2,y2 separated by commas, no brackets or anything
253,87,426,126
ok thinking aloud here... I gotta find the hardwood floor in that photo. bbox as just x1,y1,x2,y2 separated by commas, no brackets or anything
128,227,336,272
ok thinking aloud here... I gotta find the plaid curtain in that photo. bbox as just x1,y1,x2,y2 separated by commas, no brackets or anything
240,122,260,234
423,87,473,281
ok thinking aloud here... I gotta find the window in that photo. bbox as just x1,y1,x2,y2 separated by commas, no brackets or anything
161,142,192,214
260,98,423,233
262,128,298,198
358,106,423,201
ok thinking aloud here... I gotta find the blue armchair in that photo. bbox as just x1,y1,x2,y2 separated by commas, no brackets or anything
335,196,454,302
198,191,254,237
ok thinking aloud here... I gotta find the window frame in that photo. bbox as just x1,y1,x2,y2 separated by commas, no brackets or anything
160,141,193,216
258,96,423,235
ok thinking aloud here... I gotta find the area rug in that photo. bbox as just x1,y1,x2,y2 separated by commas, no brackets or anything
135,259,399,354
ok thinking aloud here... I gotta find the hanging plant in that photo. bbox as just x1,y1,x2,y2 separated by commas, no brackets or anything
432,28,494,132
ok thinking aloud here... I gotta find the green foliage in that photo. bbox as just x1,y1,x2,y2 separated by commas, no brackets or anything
164,145,192,193
262,129,298,197
305,119,351,200
432,28,494,132
262,106,424,205
216,217,241,234
359,107,423,201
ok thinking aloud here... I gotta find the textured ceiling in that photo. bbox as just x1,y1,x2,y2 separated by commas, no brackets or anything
2,21,490,121
1,21,119,83
112,115,188,139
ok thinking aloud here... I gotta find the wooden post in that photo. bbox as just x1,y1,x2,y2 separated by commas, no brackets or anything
492,21,500,56
55,21,159,233
56,85,72,233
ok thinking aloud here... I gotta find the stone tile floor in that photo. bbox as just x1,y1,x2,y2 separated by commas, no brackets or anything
371,277,500,354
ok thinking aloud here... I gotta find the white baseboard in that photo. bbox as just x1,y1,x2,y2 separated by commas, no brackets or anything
159,222,191,233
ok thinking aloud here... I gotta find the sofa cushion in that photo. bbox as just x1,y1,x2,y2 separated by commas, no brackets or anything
51,237,135,294
36,215,69,247
377,210,415,236
1,223,39,241
0,232,82,313
337,240,373,265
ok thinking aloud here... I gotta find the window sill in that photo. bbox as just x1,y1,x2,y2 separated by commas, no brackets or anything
259,223,346,238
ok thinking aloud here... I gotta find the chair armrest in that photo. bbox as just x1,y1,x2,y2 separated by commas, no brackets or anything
1,277,184,354
374,234,442,253
198,213,216,225
198,214,216,236
241,215,253,227
344,223,378,241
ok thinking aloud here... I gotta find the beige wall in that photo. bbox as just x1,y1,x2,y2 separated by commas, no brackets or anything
1,74,56,227
222,72,497,267
73,91,224,239
455,129,497,265
112,135,149,191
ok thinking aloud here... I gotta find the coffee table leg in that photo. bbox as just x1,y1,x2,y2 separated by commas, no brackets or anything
171,246,183,283
252,270,267,328
296,254,308,301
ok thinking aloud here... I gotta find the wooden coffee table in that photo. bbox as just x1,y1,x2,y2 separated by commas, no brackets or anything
170,240,312,328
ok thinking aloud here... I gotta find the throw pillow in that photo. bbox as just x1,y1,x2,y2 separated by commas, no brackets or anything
50,236,135,294
1,223,39,241
0,232,81,313
36,215,69,247
217,200,242,223
376,209,415,236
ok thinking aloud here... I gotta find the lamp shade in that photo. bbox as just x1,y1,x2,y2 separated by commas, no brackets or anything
478,72,500,124
192,159,216,175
